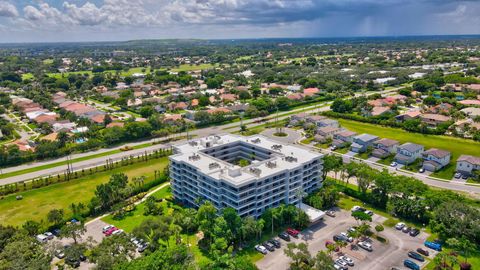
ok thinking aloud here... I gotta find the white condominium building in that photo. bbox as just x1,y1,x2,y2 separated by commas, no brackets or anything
169,134,324,217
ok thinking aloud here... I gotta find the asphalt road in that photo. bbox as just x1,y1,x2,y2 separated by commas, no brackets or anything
0,88,402,185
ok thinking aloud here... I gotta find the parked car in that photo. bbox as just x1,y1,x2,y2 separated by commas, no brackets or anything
333,264,343,270
395,223,405,230
390,162,398,167
335,258,349,269
286,228,300,238
462,174,468,180
55,249,65,259
339,255,354,266
403,259,420,270
333,235,346,243
278,232,291,241
416,248,429,256
351,206,365,212
454,172,461,179
418,168,425,173
104,227,118,236
52,229,61,237
347,227,356,233
112,229,124,236
408,251,425,262
326,210,336,217
409,228,420,237
263,241,275,252
358,241,372,251
424,241,442,251
339,232,353,242
102,225,114,233
331,145,337,150
255,245,268,255
269,239,281,248
66,258,80,268
364,210,373,216
44,232,54,240
402,226,412,233
36,234,48,243
138,243,148,253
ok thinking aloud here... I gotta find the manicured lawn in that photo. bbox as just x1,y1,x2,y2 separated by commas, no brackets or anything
337,119,480,178
0,157,169,226
0,142,156,179
334,147,349,154
431,162,456,180
377,155,395,166
101,185,172,233
171,63,215,72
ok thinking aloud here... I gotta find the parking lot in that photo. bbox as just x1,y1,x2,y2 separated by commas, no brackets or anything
256,208,434,270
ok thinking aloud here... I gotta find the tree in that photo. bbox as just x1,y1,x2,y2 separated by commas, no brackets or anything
132,217,174,250
47,209,64,226
238,90,251,100
0,225,17,251
312,251,335,269
64,243,87,262
356,165,374,194
196,201,217,247
0,234,52,270
144,196,163,216
222,208,242,247
60,222,86,244
90,233,136,270
446,237,476,268
322,155,342,180
351,211,372,225
284,242,314,270
22,220,40,236
374,225,384,233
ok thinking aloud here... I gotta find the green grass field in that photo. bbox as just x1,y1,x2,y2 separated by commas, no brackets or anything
0,157,169,226
337,119,480,179
171,63,215,72
101,185,172,233
0,142,155,179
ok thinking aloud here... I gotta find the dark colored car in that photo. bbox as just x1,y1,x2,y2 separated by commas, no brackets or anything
333,235,346,243
409,228,420,237
278,232,291,242
404,259,420,270
263,241,275,252
269,239,281,248
416,248,429,256
408,251,425,262
52,229,61,237
66,258,80,268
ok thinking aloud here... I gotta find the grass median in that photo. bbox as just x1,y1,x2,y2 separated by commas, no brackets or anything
0,157,169,226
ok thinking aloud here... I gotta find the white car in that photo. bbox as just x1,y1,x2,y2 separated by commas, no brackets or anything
395,222,405,230
364,210,374,216
390,162,398,167
102,225,114,233
358,241,372,251
351,205,362,212
347,227,356,233
339,255,354,266
44,232,54,240
340,232,353,242
112,229,124,235
255,245,268,255
335,258,349,269
36,234,48,243
333,264,342,270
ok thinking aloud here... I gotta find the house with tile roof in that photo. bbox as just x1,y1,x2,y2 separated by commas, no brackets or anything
372,138,399,158
456,155,480,176
422,148,451,172
420,114,452,127
332,130,357,148
395,143,424,165
350,134,379,153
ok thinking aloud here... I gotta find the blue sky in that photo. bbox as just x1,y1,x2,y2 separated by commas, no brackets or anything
0,0,479,43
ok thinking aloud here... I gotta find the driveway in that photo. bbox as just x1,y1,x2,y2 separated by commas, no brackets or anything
256,209,430,270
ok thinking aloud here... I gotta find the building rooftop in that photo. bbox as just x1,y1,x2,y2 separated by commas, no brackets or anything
457,155,480,165
399,142,424,152
170,134,323,187
423,148,450,159
375,138,399,147
354,133,379,142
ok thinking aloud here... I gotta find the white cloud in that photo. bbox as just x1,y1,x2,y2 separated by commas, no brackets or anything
0,1,18,17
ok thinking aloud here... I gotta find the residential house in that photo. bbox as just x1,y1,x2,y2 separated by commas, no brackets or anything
372,138,399,158
106,122,125,128
461,107,480,118
287,93,304,101
303,88,320,97
395,143,424,165
350,134,379,153
456,155,480,176
422,148,451,172
34,114,58,125
316,119,340,128
52,121,77,132
371,106,392,117
420,114,452,127
395,110,422,122
332,130,357,148
429,103,453,114
459,100,480,106
316,126,343,138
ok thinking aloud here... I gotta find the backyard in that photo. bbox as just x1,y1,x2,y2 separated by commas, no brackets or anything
0,157,169,226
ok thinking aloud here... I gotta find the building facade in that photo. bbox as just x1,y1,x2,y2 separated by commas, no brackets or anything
169,134,324,217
